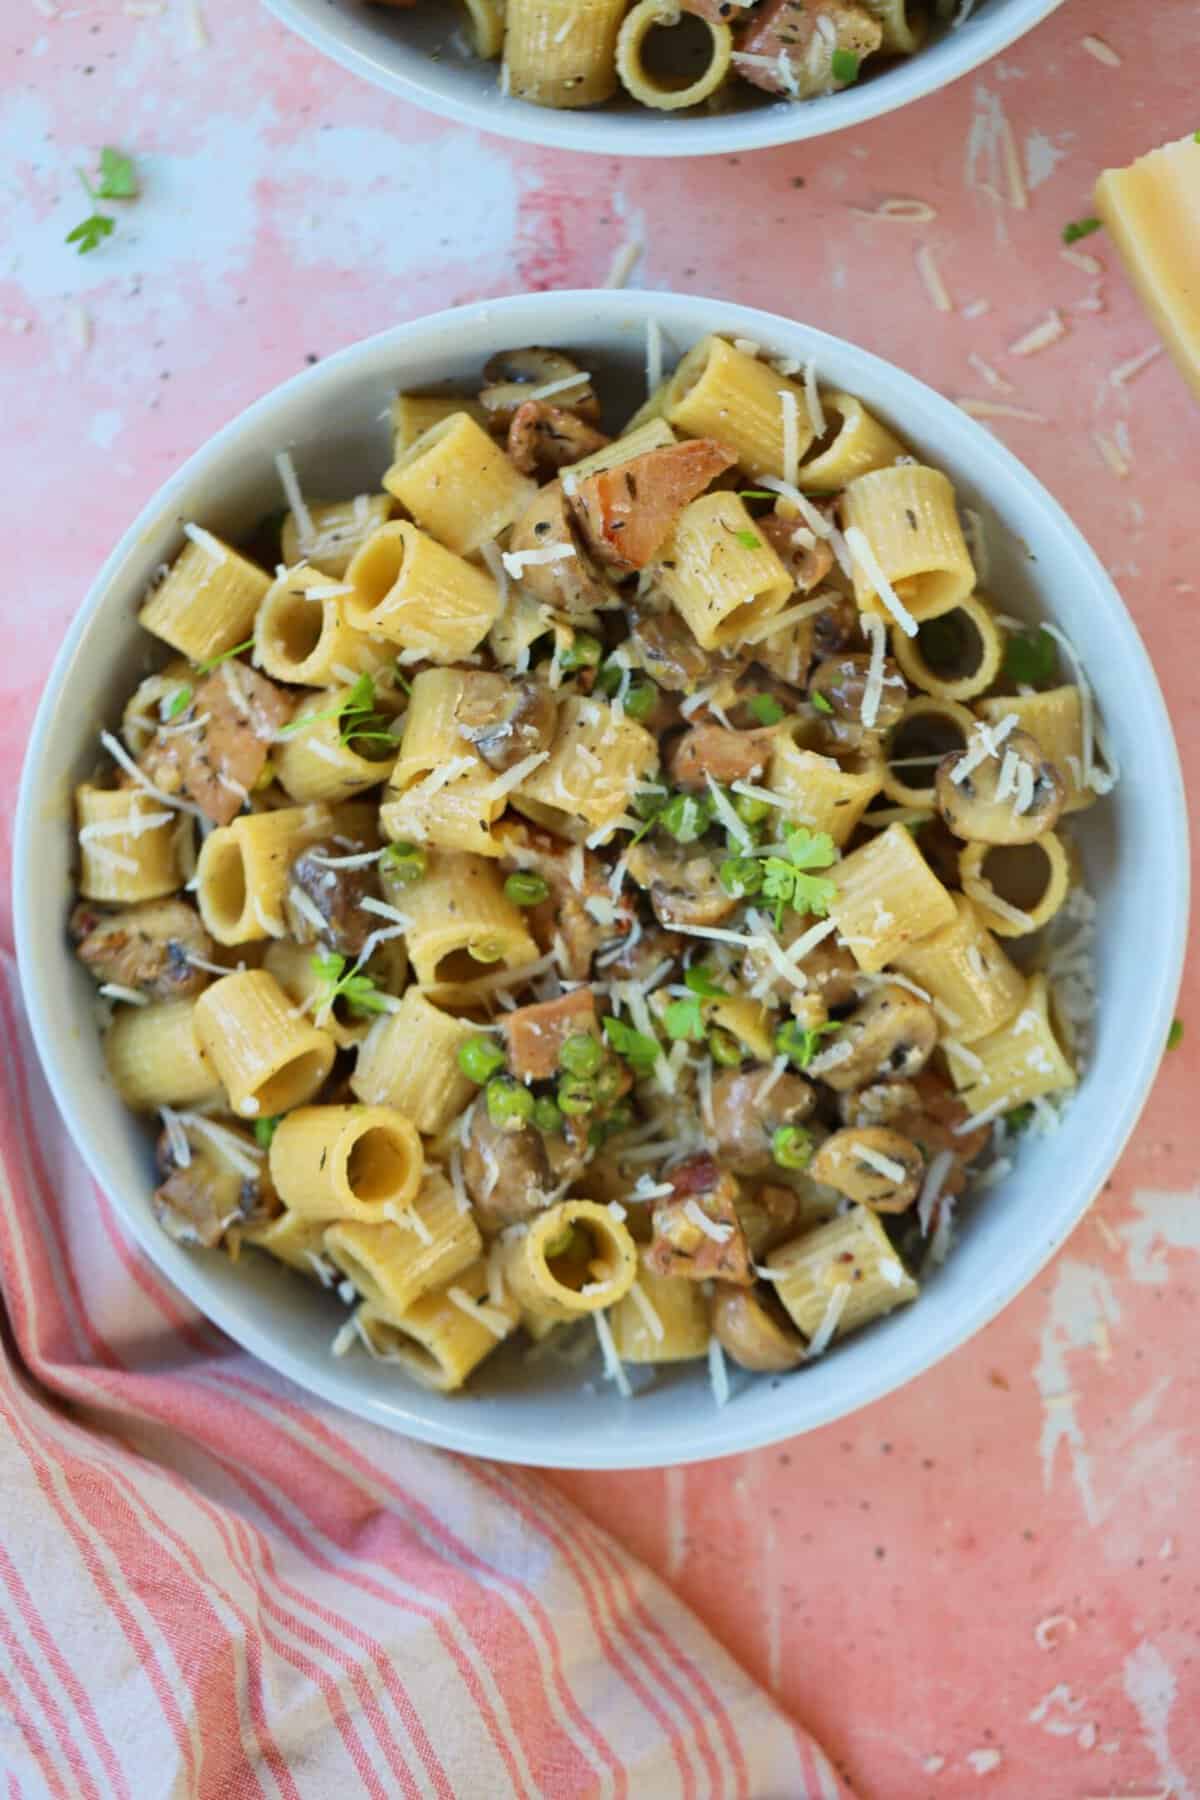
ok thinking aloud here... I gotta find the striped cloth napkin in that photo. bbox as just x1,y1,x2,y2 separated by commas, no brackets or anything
0,960,849,1800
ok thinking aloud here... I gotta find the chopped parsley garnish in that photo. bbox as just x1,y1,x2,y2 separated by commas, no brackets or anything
66,148,138,255
775,1017,840,1069
194,636,254,674
276,672,389,746
664,966,729,1042
830,47,860,84
747,693,784,726
1005,1102,1035,1135
380,842,425,885
737,490,775,500
1062,217,1102,245
810,690,834,715
760,826,838,928
1001,625,1056,687
164,684,193,721
602,1015,661,1074
684,964,728,1000
734,529,762,551
1167,1018,1185,1052
310,952,391,1019
254,1116,280,1149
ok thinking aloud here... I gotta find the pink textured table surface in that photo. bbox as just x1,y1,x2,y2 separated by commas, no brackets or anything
2,1,1197,1795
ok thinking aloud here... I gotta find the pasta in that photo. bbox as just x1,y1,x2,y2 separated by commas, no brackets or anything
377,0,963,118
72,329,1111,1403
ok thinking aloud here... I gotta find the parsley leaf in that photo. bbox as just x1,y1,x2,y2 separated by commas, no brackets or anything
194,636,254,675
1167,1018,1185,1052
737,490,775,500
164,684,192,721
759,826,838,927
602,1015,661,1074
734,529,762,551
830,47,860,83
277,673,382,742
310,952,391,1019
254,1116,280,1149
66,213,115,255
1062,217,1102,245
97,148,138,200
747,693,784,726
664,997,706,1042
684,965,728,999
1002,626,1056,687
810,690,834,715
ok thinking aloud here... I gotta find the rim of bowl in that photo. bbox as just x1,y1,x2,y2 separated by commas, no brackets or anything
14,289,1189,1467
261,0,1065,158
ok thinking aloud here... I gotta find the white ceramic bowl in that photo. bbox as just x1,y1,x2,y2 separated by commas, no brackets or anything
15,291,1188,1468
262,0,1063,158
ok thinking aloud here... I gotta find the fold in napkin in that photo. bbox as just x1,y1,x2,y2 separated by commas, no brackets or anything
0,960,848,1800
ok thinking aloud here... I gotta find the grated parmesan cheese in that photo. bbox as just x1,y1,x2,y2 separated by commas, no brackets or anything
860,614,887,728
707,1333,730,1407
628,1280,665,1343
447,1285,511,1340
593,1310,632,1396
778,387,800,490
805,1285,850,1358
843,526,918,637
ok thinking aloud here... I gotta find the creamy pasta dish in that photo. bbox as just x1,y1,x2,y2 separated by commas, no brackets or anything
371,0,977,116
72,331,1113,1400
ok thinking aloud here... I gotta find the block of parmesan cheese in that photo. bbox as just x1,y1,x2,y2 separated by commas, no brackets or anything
1095,134,1200,402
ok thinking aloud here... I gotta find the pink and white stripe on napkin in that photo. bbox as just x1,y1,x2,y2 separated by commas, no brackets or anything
0,960,850,1800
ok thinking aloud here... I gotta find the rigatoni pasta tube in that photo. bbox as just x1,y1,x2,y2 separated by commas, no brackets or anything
503,0,628,108
768,739,883,848
138,534,271,664
380,667,502,856
280,494,393,578
121,662,192,756
512,694,656,835
798,391,907,492
944,973,1076,1116
391,392,488,459
195,803,332,944
616,2,733,111
880,695,976,808
273,687,399,805
397,850,539,987
76,785,181,903
498,1201,638,1323
664,336,815,480
255,565,385,688
353,1259,519,1391
655,492,792,650
766,1207,918,1342
842,465,975,623
976,687,1095,814
892,594,1005,703
891,893,1025,1043
241,1209,330,1278
268,1105,423,1223
324,1173,482,1318
263,941,368,1051
345,521,500,660
829,822,956,972
104,999,221,1111
193,970,336,1119
958,834,1072,939
563,418,676,486
351,989,478,1133
383,414,535,558
607,1258,709,1363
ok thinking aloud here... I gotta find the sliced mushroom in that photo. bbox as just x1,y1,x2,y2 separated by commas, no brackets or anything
711,1283,804,1372
153,1122,277,1248
507,400,609,479
462,1107,552,1237
709,1068,815,1175
816,984,938,1092
138,663,293,828
285,838,383,958
479,347,599,429
808,654,908,729
506,481,616,615
758,513,835,593
624,841,736,929
70,897,214,1000
665,723,777,790
456,672,558,772
891,1070,990,1198
628,603,712,692
838,1080,921,1129
936,728,1065,845
736,1182,804,1258
809,1126,924,1213
811,592,860,660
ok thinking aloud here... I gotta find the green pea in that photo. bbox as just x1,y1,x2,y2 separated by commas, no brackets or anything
632,786,667,821
560,631,603,672
557,1075,596,1117
726,820,763,853
774,1020,810,1068
486,1074,534,1128
719,855,763,898
533,1095,563,1135
708,1027,743,1068
623,679,657,721
457,1035,507,1085
659,793,709,844
559,1032,602,1077
543,1223,578,1259
595,660,624,697
733,790,771,826
772,1125,813,1170
504,870,550,908
254,1115,280,1149
381,842,426,886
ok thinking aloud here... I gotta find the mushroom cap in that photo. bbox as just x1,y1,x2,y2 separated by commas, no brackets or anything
936,727,1065,846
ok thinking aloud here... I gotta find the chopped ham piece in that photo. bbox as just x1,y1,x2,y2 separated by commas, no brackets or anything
569,439,737,573
646,1153,753,1285
501,986,598,1081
